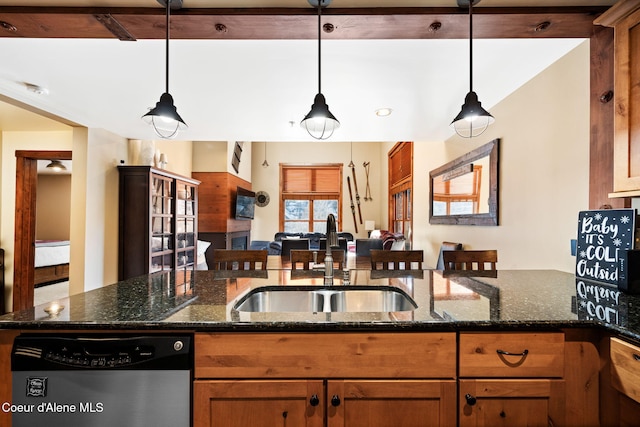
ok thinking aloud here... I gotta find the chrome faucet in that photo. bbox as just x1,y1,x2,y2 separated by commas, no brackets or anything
324,214,338,286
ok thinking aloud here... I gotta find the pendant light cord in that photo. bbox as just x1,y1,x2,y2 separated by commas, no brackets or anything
468,0,473,93
317,3,322,94
165,0,170,94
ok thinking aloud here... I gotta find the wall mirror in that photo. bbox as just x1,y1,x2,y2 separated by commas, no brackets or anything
429,138,499,226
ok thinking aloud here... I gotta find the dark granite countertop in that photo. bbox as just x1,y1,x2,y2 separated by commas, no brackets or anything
1,269,638,341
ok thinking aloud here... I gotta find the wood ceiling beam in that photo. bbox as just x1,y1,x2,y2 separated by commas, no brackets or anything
0,6,607,40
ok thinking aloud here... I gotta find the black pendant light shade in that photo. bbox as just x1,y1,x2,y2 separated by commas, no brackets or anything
451,0,494,138
301,0,339,140
45,160,67,172
142,92,187,139
451,91,494,138
302,93,340,140
142,0,187,139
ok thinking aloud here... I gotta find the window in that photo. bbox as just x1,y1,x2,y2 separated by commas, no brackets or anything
432,165,482,215
280,164,342,232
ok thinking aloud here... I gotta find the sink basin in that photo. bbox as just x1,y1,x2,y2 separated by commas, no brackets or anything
232,285,417,313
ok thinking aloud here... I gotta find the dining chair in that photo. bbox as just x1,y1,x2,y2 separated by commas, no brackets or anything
435,241,463,269
211,249,268,271
290,250,345,271
280,239,310,258
370,250,423,270
442,249,498,271
319,238,348,253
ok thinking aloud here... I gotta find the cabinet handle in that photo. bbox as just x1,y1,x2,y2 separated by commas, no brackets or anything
331,395,341,407
465,394,477,406
496,349,529,357
309,395,320,407
633,354,640,361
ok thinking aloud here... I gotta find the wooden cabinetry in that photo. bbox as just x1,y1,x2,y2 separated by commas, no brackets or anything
458,332,566,426
194,379,455,427
193,332,456,427
194,380,324,427
118,166,199,280
192,172,252,261
595,0,640,196
609,337,640,425
388,141,413,244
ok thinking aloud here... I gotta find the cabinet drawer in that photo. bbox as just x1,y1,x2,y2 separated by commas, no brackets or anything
459,332,564,378
610,337,640,403
195,332,456,379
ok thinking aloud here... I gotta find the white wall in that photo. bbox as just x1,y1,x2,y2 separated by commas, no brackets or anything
413,40,590,272
69,128,128,295
192,141,228,172
154,139,193,177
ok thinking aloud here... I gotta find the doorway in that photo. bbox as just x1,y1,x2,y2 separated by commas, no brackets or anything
13,150,72,312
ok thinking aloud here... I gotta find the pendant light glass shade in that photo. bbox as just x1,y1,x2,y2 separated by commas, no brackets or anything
301,0,339,140
451,0,493,138
142,0,187,139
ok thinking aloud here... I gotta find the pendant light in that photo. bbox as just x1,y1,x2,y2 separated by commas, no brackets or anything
45,160,67,172
262,142,270,168
451,0,494,138
301,0,340,140
142,0,187,139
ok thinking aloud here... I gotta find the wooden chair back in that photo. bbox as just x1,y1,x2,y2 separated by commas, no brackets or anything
280,239,310,258
290,250,345,271
211,249,268,271
435,241,463,269
442,250,497,271
370,250,423,270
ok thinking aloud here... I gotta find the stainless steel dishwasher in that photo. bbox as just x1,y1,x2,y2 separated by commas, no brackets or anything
11,334,191,427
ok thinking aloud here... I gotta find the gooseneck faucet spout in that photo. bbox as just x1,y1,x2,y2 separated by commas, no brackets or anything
324,214,338,286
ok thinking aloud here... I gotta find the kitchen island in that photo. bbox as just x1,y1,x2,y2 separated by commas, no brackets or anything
0,268,639,426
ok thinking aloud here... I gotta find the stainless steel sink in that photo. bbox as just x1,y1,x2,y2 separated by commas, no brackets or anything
232,286,417,313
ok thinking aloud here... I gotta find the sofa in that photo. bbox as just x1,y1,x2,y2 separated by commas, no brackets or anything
269,232,354,256
355,230,406,256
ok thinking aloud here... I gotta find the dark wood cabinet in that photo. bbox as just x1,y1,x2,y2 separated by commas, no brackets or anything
118,166,199,280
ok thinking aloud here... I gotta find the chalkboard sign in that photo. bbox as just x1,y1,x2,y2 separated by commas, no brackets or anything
575,209,636,285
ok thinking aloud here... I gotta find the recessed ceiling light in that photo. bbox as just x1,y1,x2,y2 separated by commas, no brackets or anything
375,108,393,117
24,82,49,95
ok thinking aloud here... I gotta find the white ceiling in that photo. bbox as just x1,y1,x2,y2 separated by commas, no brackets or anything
0,0,609,141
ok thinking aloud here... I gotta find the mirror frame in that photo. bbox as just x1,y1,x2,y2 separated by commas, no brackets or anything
429,138,500,226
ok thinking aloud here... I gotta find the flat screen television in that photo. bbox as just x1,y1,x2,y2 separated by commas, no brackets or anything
235,187,256,220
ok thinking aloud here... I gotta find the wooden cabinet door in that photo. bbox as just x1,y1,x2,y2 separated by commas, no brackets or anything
458,379,565,427
596,3,640,193
193,380,323,427
327,380,456,427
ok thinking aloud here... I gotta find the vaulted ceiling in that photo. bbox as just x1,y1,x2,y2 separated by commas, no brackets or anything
0,0,615,141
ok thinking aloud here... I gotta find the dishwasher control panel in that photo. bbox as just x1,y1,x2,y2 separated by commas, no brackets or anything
12,335,191,370
42,343,155,368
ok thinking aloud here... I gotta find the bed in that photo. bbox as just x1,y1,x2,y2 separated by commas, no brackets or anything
34,240,70,286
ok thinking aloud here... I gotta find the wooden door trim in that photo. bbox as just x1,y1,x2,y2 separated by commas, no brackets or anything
13,150,71,312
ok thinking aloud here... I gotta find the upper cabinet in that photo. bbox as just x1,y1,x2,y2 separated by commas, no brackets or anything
596,0,640,196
